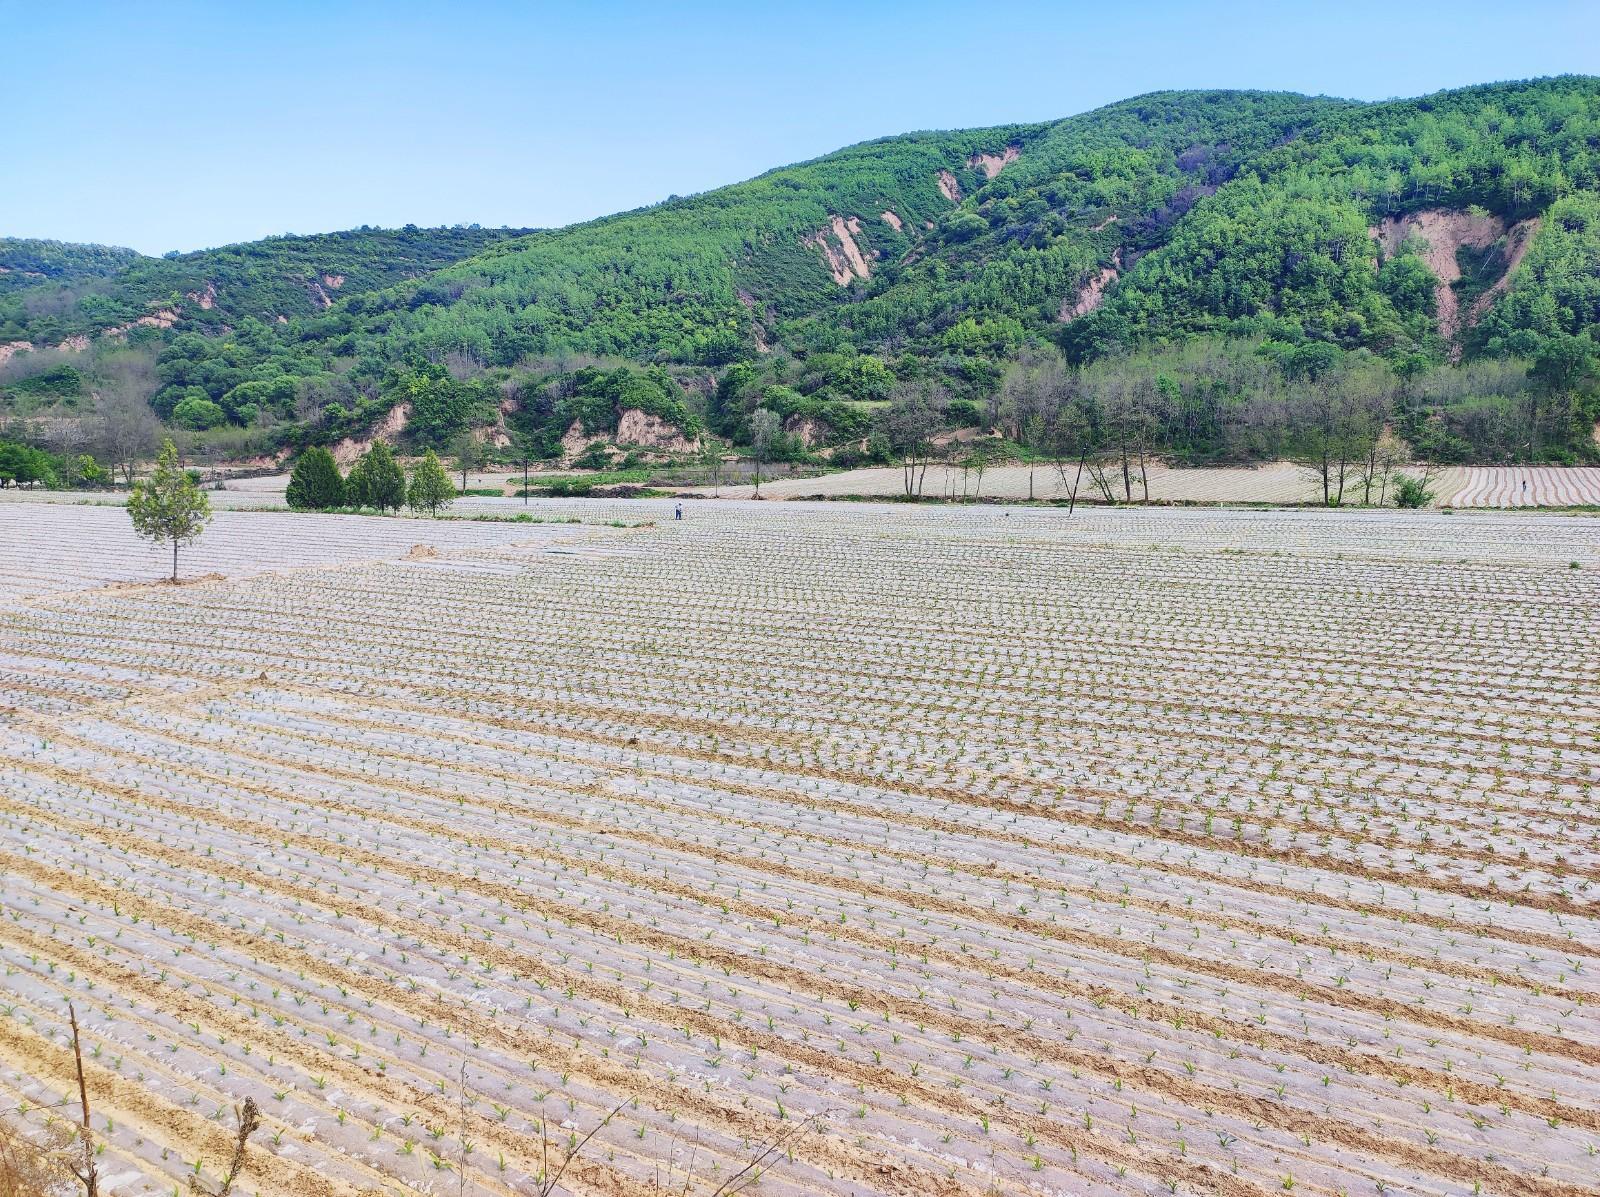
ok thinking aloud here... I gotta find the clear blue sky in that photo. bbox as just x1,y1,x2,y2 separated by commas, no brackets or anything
5,0,1598,255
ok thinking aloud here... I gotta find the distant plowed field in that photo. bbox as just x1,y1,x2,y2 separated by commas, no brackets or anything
694,462,1600,507
2,501,1598,1197
1436,466,1600,507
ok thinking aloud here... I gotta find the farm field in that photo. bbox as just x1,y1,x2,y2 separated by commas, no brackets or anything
1,500,1598,1197
11,462,1600,511
691,462,1600,507
0,503,606,603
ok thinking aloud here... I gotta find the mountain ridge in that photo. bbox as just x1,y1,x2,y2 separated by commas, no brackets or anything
3,77,1599,470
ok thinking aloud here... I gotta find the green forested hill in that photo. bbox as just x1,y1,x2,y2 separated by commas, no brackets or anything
0,239,145,296
0,225,534,344
5,77,1600,470
274,90,1342,368
1062,77,1600,360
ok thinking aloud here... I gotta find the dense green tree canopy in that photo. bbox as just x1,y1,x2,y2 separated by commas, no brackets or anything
285,445,347,510
5,78,1600,466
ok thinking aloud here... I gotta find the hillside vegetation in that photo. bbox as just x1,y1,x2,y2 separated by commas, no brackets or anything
0,225,533,344
0,238,144,296
3,77,1599,474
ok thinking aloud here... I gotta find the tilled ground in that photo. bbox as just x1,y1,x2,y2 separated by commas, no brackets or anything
1,501,1597,1197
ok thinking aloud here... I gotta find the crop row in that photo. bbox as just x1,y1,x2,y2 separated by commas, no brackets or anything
1,502,1597,1196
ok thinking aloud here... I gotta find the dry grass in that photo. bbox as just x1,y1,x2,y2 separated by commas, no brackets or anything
0,1119,73,1197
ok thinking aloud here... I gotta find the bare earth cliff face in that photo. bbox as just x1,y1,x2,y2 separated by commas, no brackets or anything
1371,207,1540,351
615,408,700,453
330,401,411,466
1059,250,1122,322
967,145,1020,178
806,216,874,286
561,410,700,460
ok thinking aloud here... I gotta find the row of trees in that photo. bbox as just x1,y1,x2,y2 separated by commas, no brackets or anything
0,439,109,488
991,338,1594,502
285,441,456,515
877,343,1474,506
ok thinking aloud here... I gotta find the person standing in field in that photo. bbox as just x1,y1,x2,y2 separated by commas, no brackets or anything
675,502,683,520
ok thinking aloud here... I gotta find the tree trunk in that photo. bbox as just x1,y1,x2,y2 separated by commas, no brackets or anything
171,539,179,583
69,1004,98,1197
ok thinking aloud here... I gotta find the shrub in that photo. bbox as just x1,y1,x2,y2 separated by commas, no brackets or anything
1393,476,1433,508
540,477,595,497
0,440,60,487
73,454,110,488
946,399,984,428
573,441,613,470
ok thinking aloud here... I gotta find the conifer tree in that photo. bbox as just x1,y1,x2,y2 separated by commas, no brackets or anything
127,439,211,581
347,441,406,513
407,449,455,516
286,446,346,511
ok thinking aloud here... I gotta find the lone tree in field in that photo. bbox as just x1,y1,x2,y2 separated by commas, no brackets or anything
451,430,484,494
347,441,407,513
748,408,780,497
408,449,455,516
885,383,947,499
286,446,346,511
127,439,211,581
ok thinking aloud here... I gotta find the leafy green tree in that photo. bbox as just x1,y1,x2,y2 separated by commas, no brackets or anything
407,449,455,516
127,439,211,580
1377,254,1438,318
286,446,347,510
832,354,895,402
74,454,109,488
0,440,60,487
451,430,484,492
389,363,496,447
347,441,406,513
172,395,228,430
1528,332,1597,456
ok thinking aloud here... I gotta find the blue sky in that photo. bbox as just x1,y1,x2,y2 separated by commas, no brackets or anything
5,0,1598,255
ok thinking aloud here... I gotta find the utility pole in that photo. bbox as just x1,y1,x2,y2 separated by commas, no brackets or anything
523,457,529,505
